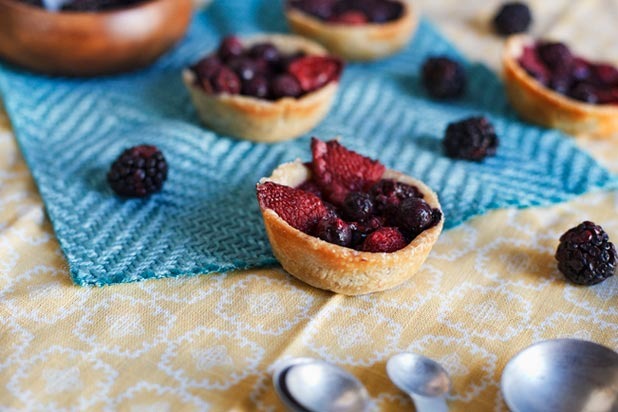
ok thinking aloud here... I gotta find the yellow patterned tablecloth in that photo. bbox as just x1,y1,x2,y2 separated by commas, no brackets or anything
1,1,617,411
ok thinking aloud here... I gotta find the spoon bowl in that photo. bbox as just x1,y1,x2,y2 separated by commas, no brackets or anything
273,357,370,412
387,352,451,412
501,339,618,412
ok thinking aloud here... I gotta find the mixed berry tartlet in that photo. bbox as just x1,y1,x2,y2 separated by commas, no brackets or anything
503,36,618,137
285,0,417,61
256,138,443,295
183,34,344,142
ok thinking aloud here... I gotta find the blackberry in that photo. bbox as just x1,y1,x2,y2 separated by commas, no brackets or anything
443,117,499,161
421,57,466,99
493,2,532,36
555,221,617,286
107,145,168,198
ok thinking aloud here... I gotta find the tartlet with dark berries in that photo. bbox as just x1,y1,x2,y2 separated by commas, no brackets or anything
284,0,417,61
256,137,443,295
183,34,344,142
503,36,618,138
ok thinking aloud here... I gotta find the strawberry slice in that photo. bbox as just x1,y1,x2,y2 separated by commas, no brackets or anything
257,181,329,233
288,56,344,93
361,227,407,253
311,138,385,205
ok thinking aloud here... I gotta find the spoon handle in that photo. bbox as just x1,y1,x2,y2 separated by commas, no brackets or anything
410,394,448,412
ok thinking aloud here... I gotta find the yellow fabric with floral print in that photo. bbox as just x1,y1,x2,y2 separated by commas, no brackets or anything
1,1,617,411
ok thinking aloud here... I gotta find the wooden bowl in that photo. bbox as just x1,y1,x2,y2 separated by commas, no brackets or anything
0,0,193,76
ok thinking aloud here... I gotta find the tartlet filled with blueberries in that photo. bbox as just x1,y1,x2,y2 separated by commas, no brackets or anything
183,34,344,142
285,0,417,61
256,138,443,295
503,35,618,137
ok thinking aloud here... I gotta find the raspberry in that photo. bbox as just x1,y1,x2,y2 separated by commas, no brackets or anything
592,63,618,86
257,181,329,233
555,221,617,286
107,145,168,198
311,138,385,205
493,2,532,36
518,46,551,86
421,57,466,99
289,56,344,93
443,117,499,161
315,216,352,247
329,11,368,24
218,36,244,61
361,227,407,253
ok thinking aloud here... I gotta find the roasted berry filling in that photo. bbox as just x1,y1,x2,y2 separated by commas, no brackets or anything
288,0,404,24
18,0,144,11
257,138,442,253
555,221,617,286
191,36,343,101
518,41,618,105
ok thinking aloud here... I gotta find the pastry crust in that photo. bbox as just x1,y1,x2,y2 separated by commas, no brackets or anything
285,0,418,61
503,35,618,138
258,161,443,296
183,34,340,143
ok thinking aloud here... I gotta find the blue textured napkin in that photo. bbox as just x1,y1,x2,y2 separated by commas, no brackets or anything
0,1,615,286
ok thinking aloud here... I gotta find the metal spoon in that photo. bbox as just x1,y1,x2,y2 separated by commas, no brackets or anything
502,339,618,412
386,352,451,412
273,357,370,412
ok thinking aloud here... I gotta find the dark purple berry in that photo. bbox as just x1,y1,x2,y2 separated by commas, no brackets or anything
358,0,403,23
548,68,573,94
218,36,244,61
421,57,466,99
290,0,337,20
227,57,260,81
443,117,499,161
493,2,532,36
370,179,423,212
555,221,617,286
249,43,280,63
568,83,599,104
342,191,375,222
242,75,270,99
210,67,241,94
271,74,303,99
396,197,434,235
107,145,168,198
316,217,352,247
537,42,574,72
192,55,222,81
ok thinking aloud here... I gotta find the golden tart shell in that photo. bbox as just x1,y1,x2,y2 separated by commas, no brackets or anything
258,160,443,296
285,0,418,61
503,35,618,138
183,34,339,143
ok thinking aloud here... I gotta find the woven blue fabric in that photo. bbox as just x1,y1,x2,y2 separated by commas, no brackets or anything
0,1,615,286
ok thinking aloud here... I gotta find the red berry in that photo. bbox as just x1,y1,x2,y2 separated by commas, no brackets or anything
257,181,330,233
329,11,368,24
311,138,385,205
361,227,407,253
288,56,344,93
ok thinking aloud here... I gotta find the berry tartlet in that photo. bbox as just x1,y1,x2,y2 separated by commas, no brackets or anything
284,0,417,61
503,36,618,138
183,34,344,142
256,138,443,295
